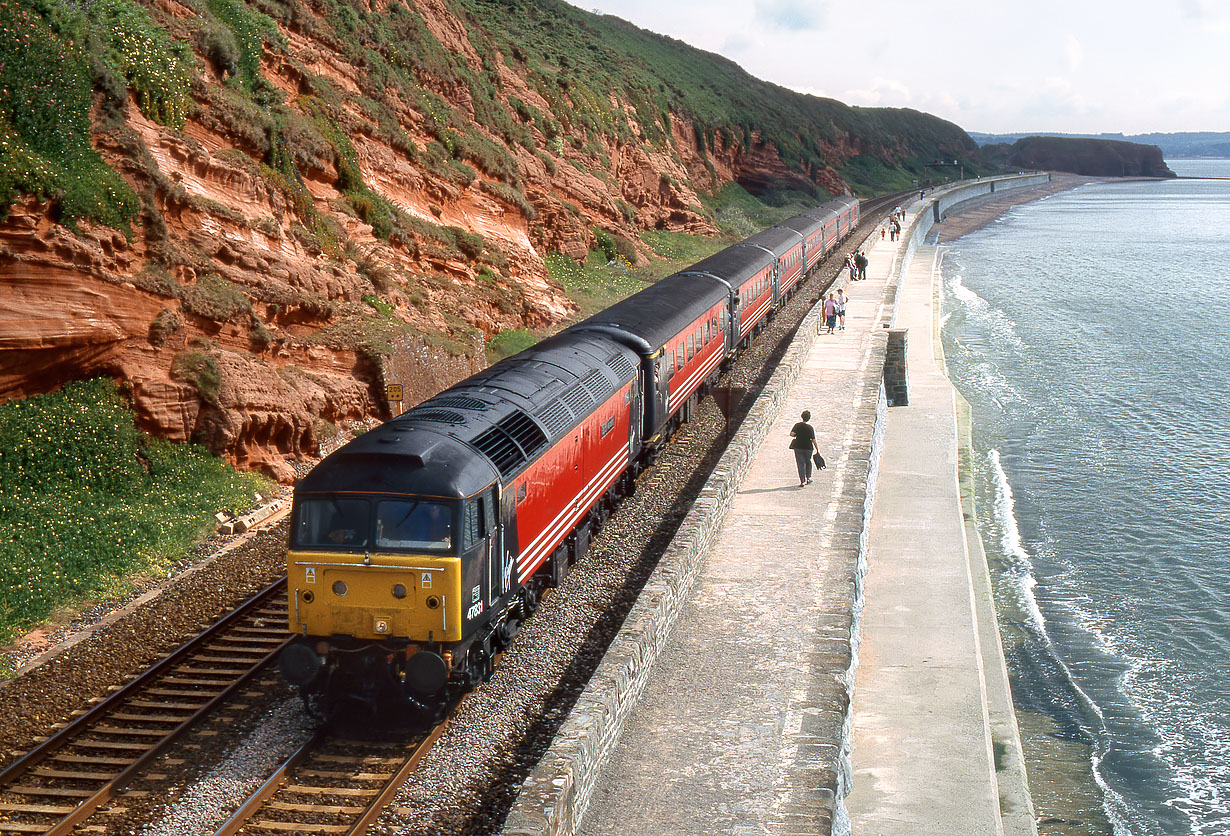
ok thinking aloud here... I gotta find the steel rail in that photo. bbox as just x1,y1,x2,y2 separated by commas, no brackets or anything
0,578,291,836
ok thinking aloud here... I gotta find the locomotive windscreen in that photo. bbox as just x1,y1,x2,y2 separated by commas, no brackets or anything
295,497,371,548
294,496,457,553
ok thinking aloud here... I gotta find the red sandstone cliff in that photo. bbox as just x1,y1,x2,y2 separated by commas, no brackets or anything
0,0,876,480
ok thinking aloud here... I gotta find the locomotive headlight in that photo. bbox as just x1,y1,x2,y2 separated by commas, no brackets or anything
392,583,407,599
332,580,348,596
374,618,390,634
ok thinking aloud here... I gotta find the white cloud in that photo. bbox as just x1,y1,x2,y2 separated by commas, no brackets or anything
1065,34,1084,71
755,0,828,31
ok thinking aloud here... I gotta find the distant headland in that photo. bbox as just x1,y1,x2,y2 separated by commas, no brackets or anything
979,136,1176,178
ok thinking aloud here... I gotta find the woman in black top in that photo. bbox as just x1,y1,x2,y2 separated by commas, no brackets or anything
789,410,820,486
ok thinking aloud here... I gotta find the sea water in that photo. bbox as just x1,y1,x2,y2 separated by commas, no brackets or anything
939,160,1230,836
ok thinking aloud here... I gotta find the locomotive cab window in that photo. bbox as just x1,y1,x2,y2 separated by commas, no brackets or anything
296,498,369,548
462,497,486,550
375,499,455,552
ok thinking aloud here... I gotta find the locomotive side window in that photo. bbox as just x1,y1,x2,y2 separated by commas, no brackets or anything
296,498,369,548
462,499,485,550
375,500,454,552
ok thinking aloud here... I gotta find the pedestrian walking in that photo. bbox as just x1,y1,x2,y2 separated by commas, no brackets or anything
836,287,848,330
845,254,857,281
823,292,838,334
789,410,820,487
881,227,886,240
855,250,868,280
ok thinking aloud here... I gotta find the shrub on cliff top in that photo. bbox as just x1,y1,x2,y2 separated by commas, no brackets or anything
88,0,193,129
0,1,139,228
0,378,266,644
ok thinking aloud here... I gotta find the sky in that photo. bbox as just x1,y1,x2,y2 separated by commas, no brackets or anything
574,0,1229,136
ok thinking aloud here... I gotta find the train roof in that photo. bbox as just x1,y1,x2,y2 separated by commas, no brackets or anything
297,331,639,498
741,226,804,257
568,272,728,352
682,243,774,288
801,205,840,225
778,213,825,238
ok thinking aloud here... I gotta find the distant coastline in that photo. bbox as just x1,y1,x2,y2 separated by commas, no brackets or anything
933,173,1093,243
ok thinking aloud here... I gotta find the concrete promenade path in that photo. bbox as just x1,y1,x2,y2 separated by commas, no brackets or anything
845,239,1004,835
574,231,897,836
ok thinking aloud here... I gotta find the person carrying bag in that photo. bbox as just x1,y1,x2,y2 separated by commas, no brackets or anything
789,410,822,486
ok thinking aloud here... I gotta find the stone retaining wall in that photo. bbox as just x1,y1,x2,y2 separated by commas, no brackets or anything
503,284,844,836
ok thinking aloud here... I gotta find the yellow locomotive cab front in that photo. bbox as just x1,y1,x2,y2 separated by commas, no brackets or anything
288,550,462,644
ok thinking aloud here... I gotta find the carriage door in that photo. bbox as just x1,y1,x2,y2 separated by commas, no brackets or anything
630,372,643,454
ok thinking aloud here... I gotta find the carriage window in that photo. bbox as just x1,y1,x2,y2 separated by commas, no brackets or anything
687,334,695,360
677,343,685,368
296,498,369,548
375,500,454,552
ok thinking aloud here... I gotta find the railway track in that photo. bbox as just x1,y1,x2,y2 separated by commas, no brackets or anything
0,191,901,836
211,724,445,836
0,580,291,836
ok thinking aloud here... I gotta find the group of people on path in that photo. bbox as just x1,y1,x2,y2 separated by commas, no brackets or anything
883,206,905,241
822,288,848,334
845,250,867,281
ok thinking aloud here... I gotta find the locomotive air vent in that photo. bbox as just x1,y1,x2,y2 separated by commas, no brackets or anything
562,385,592,418
399,409,466,425
430,395,489,411
580,369,613,400
534,401,573,437
609,354,636,379
471,411,548,476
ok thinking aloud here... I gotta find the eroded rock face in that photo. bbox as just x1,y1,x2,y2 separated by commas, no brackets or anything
0,0,864,481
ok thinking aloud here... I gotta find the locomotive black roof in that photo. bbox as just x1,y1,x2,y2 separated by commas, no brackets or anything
741,226,804,257
297,331,639,499
682,243,774,289
568,272,728,352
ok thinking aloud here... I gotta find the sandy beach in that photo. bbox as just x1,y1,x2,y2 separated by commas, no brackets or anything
934,173,1094,242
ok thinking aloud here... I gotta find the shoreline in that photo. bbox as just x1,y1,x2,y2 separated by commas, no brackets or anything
934,173,1094,243
935,176,1113,836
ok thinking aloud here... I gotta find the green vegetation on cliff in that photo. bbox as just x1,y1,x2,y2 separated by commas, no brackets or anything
0,0,981,233
0,379,269,643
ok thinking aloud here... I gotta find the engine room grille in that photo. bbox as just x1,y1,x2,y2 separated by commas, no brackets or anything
430,395,489,411
534,401,572,437
580,368,613,400
472,411,548,476
609,354,636,379
561,385,592,418
399,409,466,425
